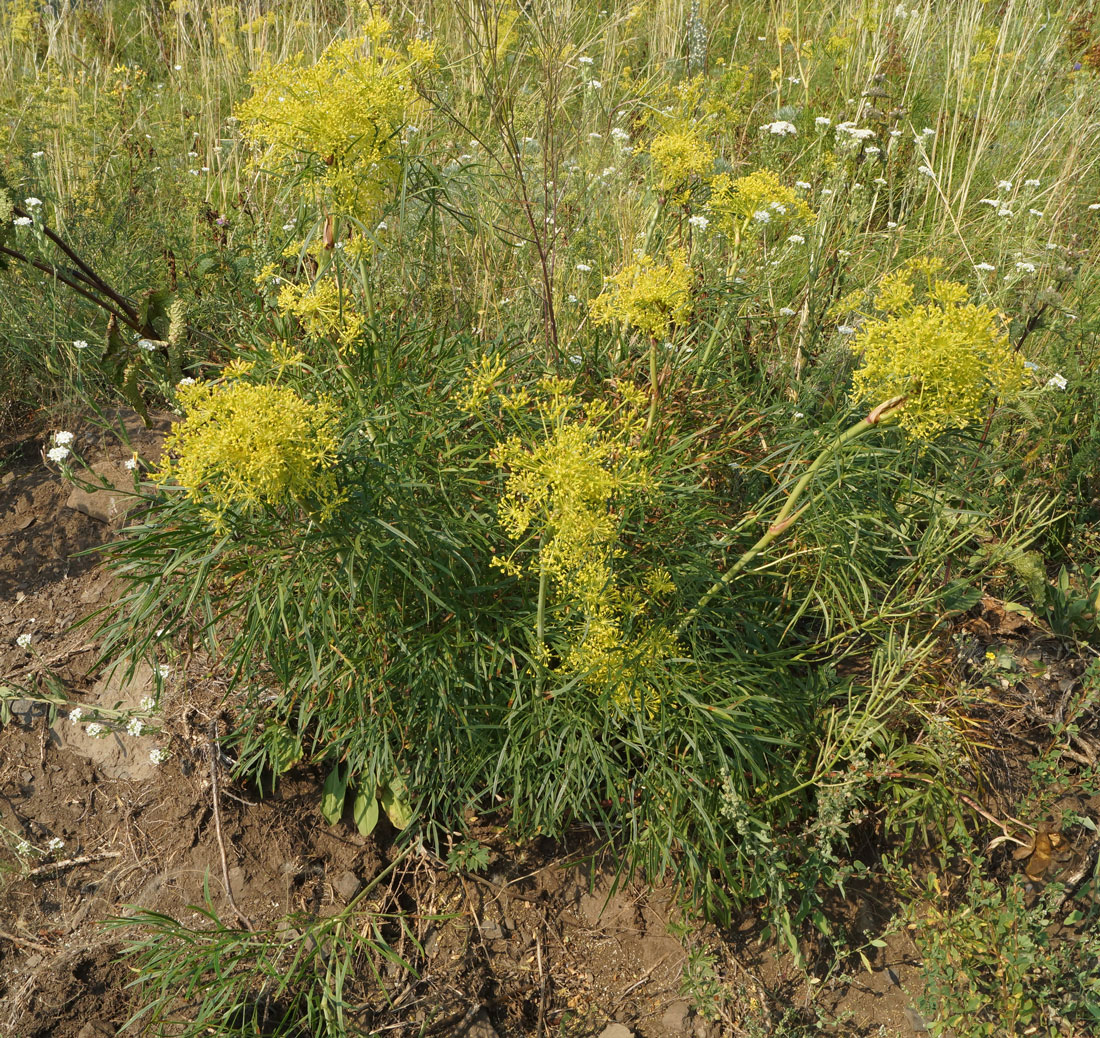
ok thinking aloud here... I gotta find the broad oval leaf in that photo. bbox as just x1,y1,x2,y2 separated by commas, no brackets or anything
352,789,380,837
321,766,348,825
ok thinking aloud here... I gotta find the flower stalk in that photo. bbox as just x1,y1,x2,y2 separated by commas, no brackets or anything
675,395,907,638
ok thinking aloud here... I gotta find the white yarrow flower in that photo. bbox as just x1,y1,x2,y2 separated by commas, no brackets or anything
917,165,935,178
688,215,709,230
779,307,796,316
24,197,42,207
53,430,74,446
73,339,90,349
575,263,592,272
16,633,32,648
13,216,32,226
837,325,856,335
997,179,1013,191
47,445,70,463
795,181,811,190
1024,178,1040,188
1015,261,1036,273
753,209,771,223
786,234,805,244
761,120,797,136
814,117,831,128
974,262,996,272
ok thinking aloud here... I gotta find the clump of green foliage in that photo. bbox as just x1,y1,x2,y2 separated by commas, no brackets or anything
1,0,1099,1032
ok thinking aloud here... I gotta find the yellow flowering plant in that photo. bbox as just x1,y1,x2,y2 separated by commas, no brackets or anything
648,124,714,204
157,376,342,531
589,249,693,339
463,363,678,712
235,22,429,223
679,263,1026,635
589,249,693,430
707,169,816,244
849,262,1027,440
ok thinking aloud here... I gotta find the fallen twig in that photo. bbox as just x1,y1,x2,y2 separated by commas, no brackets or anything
27,851,121,878
208,719,253,931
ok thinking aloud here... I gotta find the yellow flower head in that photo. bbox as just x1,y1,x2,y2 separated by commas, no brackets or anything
589,250,692,339
159,379,342,529
275,275,364,349
475,370,674,712
648,125,714,204
707,169,815,236
850,265,1027,439
235,30,425,221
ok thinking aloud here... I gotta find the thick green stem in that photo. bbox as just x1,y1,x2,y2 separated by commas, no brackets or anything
536,558,547,648
646,336,659,432
674,396,907,639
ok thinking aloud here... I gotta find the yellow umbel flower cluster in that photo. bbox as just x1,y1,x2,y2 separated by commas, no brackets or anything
235,24,424,220
276,276,364,349
482,374,676,711
707,169,815,237
589,250,692,339
850,263,1026,440
648,124,714,204
159,379,342,529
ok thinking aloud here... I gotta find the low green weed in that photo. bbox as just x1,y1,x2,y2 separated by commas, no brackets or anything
907,860,1100,1037
107,876,417,1038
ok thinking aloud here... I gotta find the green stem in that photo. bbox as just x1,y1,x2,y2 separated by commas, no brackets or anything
646,336,659,433
642,198,665,255
536,557,547,650
674,396,907,639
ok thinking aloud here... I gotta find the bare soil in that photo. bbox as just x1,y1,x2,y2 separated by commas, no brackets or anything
1,411,1096,1038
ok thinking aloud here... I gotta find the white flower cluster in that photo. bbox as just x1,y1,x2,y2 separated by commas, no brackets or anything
47,430,74,464
760,120,797,137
